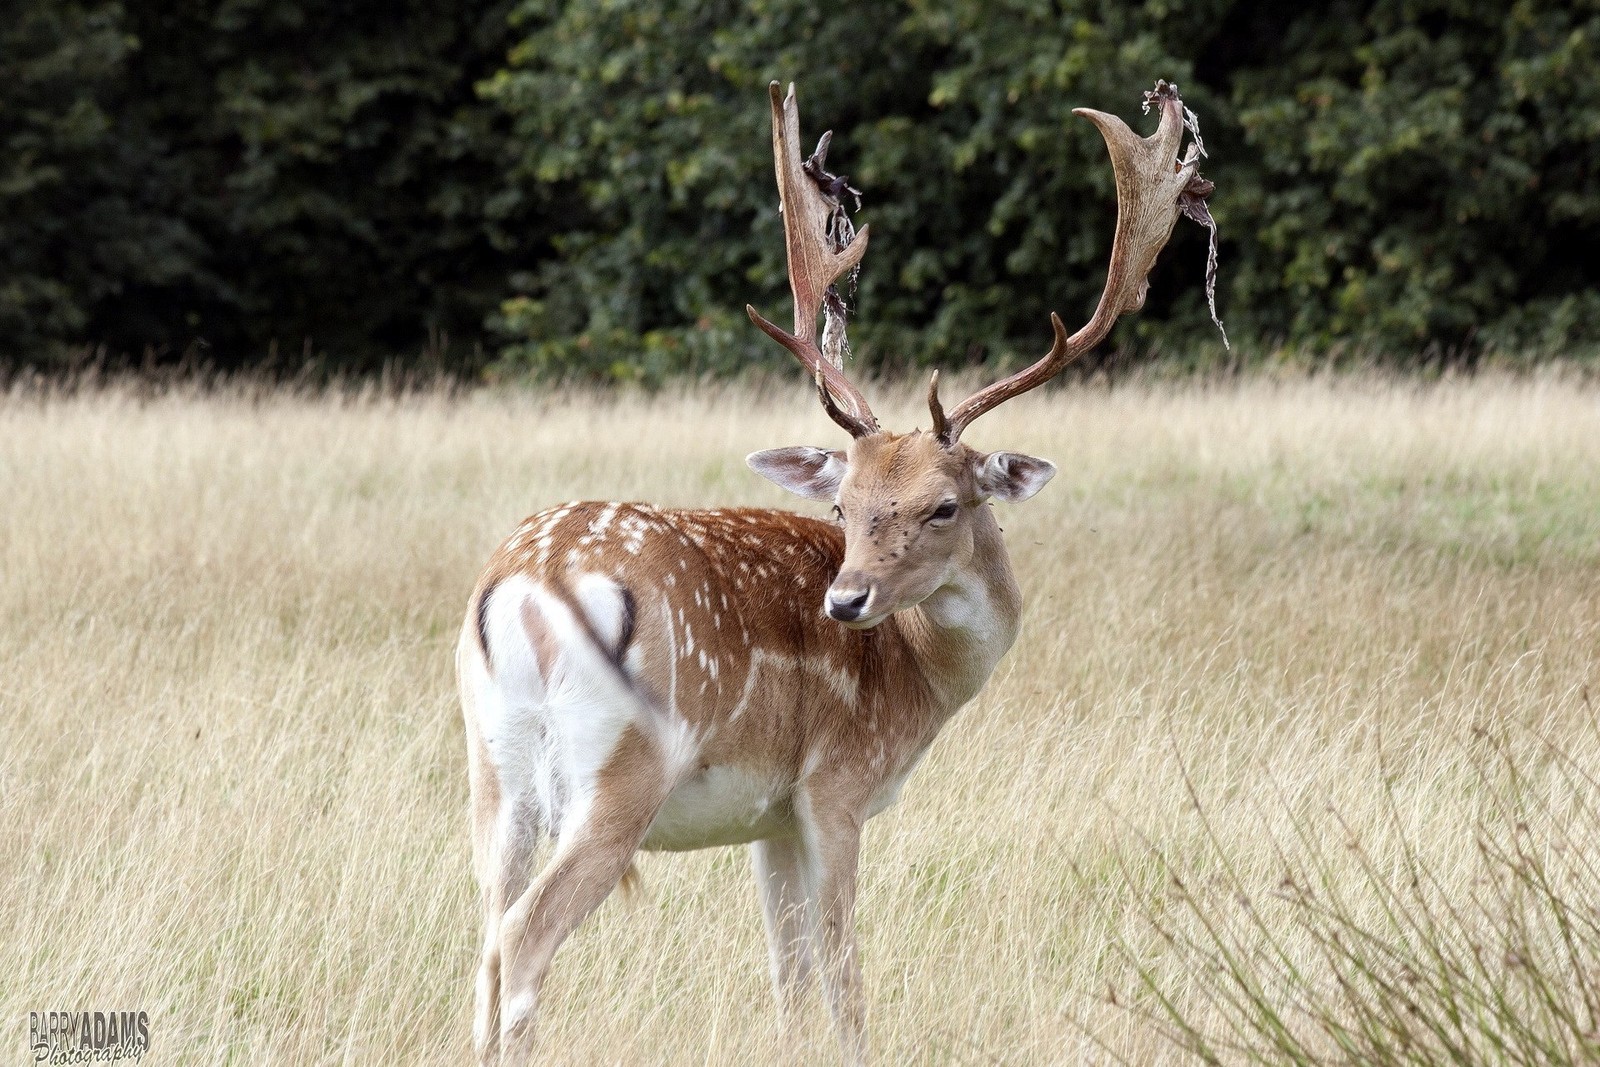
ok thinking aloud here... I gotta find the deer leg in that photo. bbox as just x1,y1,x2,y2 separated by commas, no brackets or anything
470,793,538,1065
797,793,867,1066
461,642,540,1067
496,729,673,1064
752,836,815,1019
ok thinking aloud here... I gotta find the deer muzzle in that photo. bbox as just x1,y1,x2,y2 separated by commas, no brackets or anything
825,573,876,624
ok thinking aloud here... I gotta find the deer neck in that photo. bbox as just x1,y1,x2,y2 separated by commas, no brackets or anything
896,505,1022,714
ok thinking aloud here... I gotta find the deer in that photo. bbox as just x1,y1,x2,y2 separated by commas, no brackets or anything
458,79,1217,1065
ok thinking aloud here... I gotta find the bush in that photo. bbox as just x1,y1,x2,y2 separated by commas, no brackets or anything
1093,721,1600,1064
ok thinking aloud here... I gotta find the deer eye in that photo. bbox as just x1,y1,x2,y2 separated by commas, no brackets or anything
928,501,959,523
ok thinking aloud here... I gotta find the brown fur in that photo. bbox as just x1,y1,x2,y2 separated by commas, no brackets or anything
462,470,1024,1065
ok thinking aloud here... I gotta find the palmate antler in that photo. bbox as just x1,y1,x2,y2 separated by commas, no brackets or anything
933,80,1217,443
745,82,879,438
750,80,1219,445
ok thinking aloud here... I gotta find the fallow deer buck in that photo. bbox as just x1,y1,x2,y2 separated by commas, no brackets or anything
459,79,1219,1064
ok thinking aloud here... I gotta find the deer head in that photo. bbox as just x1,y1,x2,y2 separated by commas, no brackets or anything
746,81,1213,627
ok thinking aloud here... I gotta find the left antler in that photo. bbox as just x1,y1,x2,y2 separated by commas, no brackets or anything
933,80,1217,444
746,82,880,438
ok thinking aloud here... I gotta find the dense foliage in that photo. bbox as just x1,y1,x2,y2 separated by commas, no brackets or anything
4,0,521,370
6,0,1598,375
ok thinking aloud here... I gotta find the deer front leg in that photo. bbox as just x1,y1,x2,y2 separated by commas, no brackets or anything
752,836,815,1019
495,730,674,1065
797,790,867,1065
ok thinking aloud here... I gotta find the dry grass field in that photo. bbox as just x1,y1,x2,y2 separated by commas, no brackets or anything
3,373,1598,1064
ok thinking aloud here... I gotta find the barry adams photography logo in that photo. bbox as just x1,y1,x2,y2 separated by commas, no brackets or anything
28,1012,149,1064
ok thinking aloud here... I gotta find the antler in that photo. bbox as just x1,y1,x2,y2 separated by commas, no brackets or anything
934,80,1214,444
746,82,880,438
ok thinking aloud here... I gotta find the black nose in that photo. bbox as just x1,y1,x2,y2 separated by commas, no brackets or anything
826,587,871,622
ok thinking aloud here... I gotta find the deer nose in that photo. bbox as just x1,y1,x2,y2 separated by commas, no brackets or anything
825,582,873,623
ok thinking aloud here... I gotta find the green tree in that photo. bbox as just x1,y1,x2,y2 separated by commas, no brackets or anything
3,0,524,370
482,0,1231,380
486,0,1600,378
1228,0,1600,358
1,3,203,365
6,0,1599,374
113,0,527,369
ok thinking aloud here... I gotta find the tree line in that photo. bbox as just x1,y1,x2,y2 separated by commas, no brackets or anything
7,0,1597,378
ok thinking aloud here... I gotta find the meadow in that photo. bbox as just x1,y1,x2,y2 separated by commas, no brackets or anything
2,373,1597,1064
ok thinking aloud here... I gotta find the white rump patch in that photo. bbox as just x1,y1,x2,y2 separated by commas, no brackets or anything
472,573,699,843
572,571,631,653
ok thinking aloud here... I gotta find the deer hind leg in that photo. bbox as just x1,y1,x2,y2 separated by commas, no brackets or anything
470,794,539,1065
752,836,815,1018
497,728,676,1064
461,703,544,1063
461,581,561,1065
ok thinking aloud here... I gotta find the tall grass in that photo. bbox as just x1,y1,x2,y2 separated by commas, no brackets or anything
1094,715,1600,1064
1,373,1597,1063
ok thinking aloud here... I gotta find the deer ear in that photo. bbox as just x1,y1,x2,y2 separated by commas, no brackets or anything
974,451,1056,502
747,447,848,501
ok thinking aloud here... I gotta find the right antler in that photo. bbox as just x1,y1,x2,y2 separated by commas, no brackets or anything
746,82,880,439
932,80,1217,445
